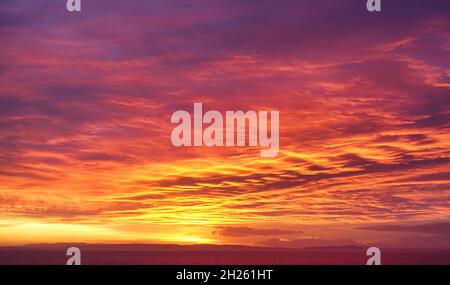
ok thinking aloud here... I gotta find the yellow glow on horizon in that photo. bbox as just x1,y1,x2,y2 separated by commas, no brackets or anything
0,220,127,246
171,236,216,244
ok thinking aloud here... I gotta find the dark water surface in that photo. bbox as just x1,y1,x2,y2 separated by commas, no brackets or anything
1,248,449,265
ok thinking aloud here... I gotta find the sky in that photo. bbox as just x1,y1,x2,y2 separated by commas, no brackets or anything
0,0,449,249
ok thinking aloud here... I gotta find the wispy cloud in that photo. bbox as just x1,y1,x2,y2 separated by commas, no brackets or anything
0,0,449,248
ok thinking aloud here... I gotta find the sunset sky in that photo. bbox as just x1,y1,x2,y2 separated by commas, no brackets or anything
0,0,449,249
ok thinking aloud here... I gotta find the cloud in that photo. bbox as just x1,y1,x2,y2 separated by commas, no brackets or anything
0,0,449,247
358,222,450,235
214,226,302,237
260,238,362,249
